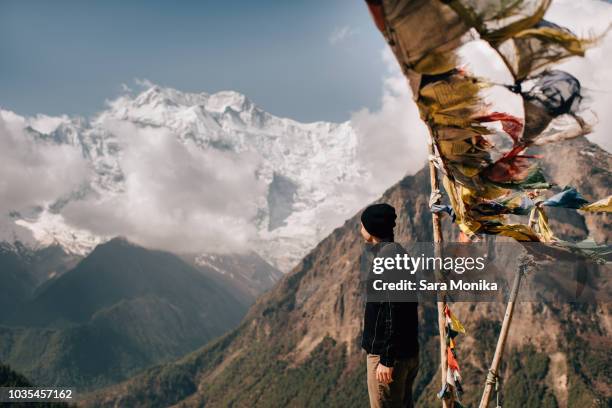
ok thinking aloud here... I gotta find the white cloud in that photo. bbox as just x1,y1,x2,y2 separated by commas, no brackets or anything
545,0,612,151
0,110,89,215
134,78,155,88
28,114,71,134
329,25,356,45
351,48,429,196
120,83,133,94
458,40,524,117
61,119,266,254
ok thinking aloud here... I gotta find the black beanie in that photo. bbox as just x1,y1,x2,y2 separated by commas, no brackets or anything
361,203,396,240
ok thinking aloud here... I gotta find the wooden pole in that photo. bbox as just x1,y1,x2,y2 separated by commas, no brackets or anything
478,266,523,408
478,212,537,407
427,141,451,408
478,253,533,407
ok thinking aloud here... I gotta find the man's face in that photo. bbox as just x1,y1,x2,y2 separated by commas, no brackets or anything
360,222,374,243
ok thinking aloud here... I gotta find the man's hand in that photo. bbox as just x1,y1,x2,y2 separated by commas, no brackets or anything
376,363,393,384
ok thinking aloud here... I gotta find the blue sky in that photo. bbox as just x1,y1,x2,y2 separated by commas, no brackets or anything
0,0,388,123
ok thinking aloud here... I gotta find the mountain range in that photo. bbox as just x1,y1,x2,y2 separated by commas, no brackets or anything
1,85,376,272
0,83,367,393
1,84,610,406
0,237,281,391
85,136,610,407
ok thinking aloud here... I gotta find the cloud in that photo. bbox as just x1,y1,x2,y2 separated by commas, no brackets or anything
0,110,89,216
350,48,429,197
329,25,356,45
134,78,155,88
545,0,612,152
28,114,71,134
61,119,266,254
458,40,524,117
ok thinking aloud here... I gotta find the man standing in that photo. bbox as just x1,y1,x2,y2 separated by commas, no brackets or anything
360,203,419,408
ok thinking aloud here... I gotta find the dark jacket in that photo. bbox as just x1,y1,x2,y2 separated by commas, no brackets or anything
360,241,419,367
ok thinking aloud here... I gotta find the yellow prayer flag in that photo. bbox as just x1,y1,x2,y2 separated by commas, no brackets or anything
581,195,612,213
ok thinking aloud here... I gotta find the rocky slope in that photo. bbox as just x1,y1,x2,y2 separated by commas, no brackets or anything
85,137,610,407
189,252,283,302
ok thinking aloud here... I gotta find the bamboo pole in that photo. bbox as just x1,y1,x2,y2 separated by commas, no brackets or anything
478,265,523,408
427,141,451,408
478,212,537,407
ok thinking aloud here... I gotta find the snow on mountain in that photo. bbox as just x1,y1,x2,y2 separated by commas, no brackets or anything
14,212,103,257
0,85,373,271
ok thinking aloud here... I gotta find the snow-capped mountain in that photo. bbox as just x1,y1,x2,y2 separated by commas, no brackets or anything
0,85,375,271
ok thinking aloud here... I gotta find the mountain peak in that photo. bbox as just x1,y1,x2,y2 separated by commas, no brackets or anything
4,83,363,271
97,236,135,249
123,85,256,114
205,90,254,113
98,84,267,131
130,85,207,109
